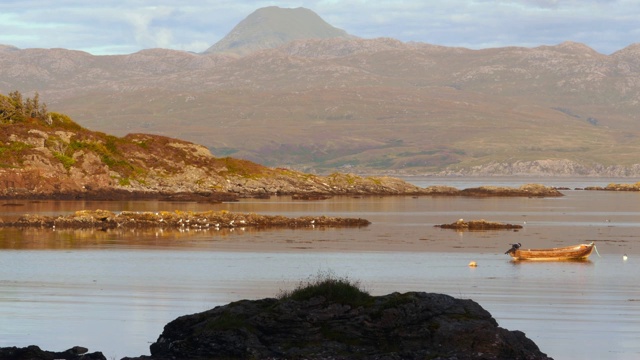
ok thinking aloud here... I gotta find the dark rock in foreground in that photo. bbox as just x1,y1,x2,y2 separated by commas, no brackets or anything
0,345,105,360
131,292,551,360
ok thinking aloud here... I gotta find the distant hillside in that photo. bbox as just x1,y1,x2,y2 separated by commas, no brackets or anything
204,6,354,56
0,92,423,199
1,8,640,176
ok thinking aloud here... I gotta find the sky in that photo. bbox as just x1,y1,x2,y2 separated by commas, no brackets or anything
0,0,637,56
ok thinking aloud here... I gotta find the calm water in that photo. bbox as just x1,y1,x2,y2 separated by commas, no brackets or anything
1,177,639,359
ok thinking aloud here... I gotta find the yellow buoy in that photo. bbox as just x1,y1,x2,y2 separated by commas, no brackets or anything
468,261,478,267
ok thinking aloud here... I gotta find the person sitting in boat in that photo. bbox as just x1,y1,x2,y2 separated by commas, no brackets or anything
504,242,521,254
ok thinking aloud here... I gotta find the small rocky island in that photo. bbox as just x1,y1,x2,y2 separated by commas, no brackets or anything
584,182,640,191
435,219,524,231
0,276,552,360
134,291,551,360
0,209,370,230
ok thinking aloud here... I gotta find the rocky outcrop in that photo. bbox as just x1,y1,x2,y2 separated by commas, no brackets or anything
436,219,524,230
0,345,105,360
0,122,427,199
459,184,563,197
421,184,563,197
223,173,426,197
126,292,551,360
0,291,552,360
584,182,640,191
1,209,370,230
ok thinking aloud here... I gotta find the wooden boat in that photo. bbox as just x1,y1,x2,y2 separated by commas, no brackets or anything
506,242,595,261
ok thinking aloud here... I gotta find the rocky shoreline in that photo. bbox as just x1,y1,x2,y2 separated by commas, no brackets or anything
0,188,242,203
0,346,105,360
0,183,565,202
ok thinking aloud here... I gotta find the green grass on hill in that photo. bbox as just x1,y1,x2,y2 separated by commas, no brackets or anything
277,271,372,307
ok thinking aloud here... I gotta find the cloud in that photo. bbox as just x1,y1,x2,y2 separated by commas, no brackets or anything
123,6,176,49
0,0,636,55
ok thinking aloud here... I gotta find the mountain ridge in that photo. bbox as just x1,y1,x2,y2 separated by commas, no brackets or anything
1,7,640,176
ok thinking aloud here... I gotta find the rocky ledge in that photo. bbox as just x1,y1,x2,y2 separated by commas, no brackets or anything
459,184,563,197
0,345,105,360
0,188,241,203
0,209,370,230
122,291,551,360
584,182,640,191
435,219,524,231
419,184,563,197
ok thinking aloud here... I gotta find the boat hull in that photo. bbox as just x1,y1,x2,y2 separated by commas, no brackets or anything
509,243,595,261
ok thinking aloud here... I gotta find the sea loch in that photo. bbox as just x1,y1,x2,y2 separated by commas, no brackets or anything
1,177,639,359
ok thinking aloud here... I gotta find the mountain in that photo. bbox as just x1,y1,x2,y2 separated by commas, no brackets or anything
1,8,640,176
204,6,354,56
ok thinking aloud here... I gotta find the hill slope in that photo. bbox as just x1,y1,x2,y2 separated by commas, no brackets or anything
1,8,640,176
0,92,423,199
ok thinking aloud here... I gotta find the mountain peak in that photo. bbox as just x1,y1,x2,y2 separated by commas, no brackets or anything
611,42,640,59
203,6,355,56
552,41,602,56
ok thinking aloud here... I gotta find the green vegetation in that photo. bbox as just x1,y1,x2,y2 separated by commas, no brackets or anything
377,292,416,311
0,91,86,132
0,90,49,124
118,177,131,186
68,137,137,177
49,112,84,131
204,312,248,331
52,151,76,170
0,90,283,190
0,141,33,167
0,91,148,184
221,157,266,178
277,271,372,307
0,141,32,154
367,176,383,185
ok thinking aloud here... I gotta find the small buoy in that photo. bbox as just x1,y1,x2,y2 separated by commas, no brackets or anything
623,254,628,261
468,261,477,267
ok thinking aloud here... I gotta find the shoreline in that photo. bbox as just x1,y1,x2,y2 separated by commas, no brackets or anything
0,183,567,202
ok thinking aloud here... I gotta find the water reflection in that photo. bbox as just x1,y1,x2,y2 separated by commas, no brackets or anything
0,226,338,250
1,190,640,359
510,259,594,265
